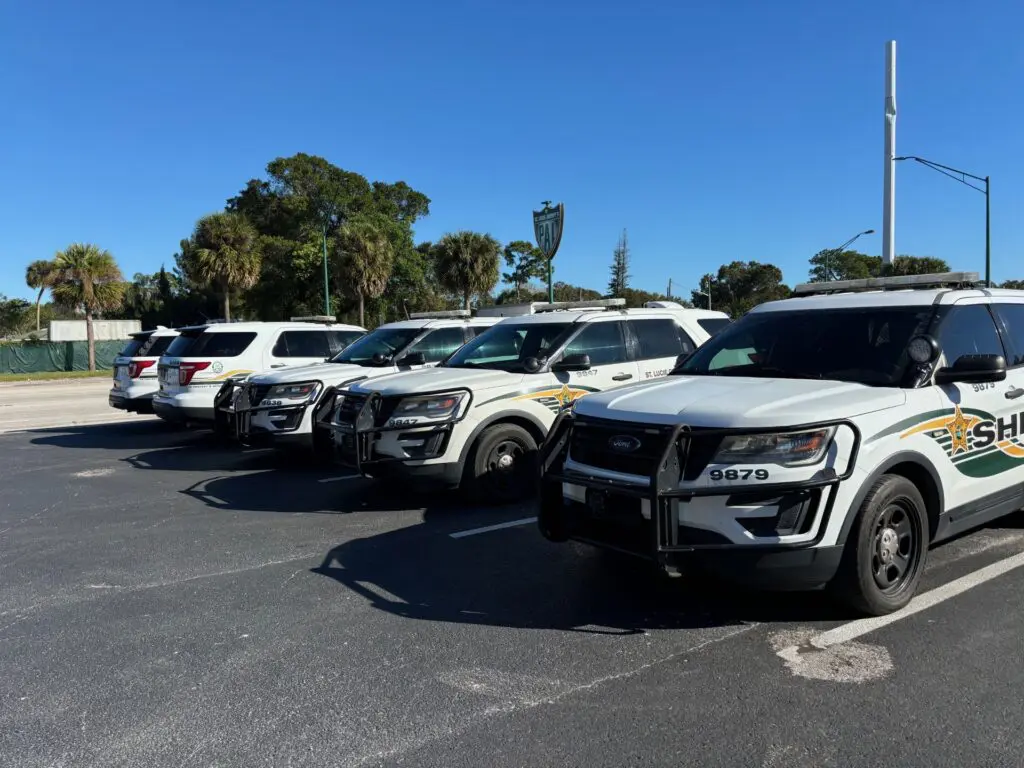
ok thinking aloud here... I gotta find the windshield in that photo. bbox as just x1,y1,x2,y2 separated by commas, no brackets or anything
330,327,422,365
674,307,933,386
444,322,574,372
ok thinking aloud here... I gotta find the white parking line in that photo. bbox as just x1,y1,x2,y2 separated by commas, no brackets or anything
811,549,1024,649
449,517,538,539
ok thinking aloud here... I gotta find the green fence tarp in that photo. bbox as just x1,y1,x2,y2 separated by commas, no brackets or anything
0,341,125,374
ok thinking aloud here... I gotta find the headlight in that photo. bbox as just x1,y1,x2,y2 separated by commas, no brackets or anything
268,382,320,400
390,392,466,423
712,426,836,466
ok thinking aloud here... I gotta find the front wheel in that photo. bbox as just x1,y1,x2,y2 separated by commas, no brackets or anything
832,474,929,616
462,423,538,504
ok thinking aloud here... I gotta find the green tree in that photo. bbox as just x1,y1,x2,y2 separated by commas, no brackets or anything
25,259,57,332
1000,280,1024,290
189,212,262,321
809,251,951,282
50,243,125,370
691,261,790,319
607,229,631,296
619,287,687,308
502,241,547,301
0,296,32,338
887,255,951,275
335,217,395,327
432,231,501,310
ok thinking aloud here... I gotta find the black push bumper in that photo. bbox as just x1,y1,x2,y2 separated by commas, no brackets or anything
213,379,325,450
537,411,860,590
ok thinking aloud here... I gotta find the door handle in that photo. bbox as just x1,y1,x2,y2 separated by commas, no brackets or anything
1005,387,1024,400
612,373,634,382
270,364,286,368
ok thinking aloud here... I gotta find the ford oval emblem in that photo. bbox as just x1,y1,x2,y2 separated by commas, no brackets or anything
608,435,641,453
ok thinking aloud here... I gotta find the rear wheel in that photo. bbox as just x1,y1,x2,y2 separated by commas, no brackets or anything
832,474,929,616
463,424,538,504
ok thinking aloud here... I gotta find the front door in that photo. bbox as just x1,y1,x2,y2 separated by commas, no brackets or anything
553,319,639,408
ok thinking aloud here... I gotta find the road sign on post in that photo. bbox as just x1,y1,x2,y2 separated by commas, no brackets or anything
533,201,564,304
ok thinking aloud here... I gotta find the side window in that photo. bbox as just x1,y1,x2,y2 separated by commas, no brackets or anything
992,304,1024,367
406,327,467,363
628,319,694,360
272,331,331,358
937,305,1005,365
328,330,364,354
562,321,629,365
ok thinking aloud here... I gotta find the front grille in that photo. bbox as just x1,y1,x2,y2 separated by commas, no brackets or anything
335,393,368,426
568,417,722,481
568,418,673,477
248,384,272,407
335,393,401,429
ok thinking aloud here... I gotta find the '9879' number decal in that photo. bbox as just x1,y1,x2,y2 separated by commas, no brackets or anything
709,468,769,481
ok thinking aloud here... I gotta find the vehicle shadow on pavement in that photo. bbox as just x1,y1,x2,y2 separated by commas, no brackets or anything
29,420,192,451
178,467,367,514
310,484,852,634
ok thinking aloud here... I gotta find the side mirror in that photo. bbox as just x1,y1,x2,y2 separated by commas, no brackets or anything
934,353,1007,385
397,351,427,367
552,353,591,372
371,352,391,366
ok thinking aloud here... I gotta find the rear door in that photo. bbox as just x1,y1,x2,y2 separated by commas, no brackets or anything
626,317,698,382
266,329,334,369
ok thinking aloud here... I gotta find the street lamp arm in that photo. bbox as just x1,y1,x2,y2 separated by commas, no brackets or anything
894,156,988,193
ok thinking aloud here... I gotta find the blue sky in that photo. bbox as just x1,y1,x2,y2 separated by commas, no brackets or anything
2,0,1021,302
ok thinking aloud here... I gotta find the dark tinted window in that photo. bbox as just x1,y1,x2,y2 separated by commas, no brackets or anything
676,308,932,386
118,335,151,357
698,317,731,336
406,327,468,363
332,327,422,365
937,305,1005,365
629,319,694,359
144,335,176,357
328,330,364,353
563,321,629,365
273,331,331,358
991,304,1024,367
467,325,491,338
445,322,573,371
165,332,202,357
186,331,258,358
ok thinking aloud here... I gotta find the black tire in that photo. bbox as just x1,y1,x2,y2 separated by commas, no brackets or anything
832,474,929,616
462,423,538,504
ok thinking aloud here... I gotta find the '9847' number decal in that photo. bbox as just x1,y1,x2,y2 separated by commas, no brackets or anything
709,468,769,481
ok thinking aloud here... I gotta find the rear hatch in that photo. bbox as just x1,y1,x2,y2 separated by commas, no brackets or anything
158,328,258,395
114,332,178,390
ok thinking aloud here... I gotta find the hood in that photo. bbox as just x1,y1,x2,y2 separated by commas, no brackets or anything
352,366,523,396
573,376,906,429
247,362,371,386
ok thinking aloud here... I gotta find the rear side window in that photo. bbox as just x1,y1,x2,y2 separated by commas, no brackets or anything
936,305,1004,365
328,330,364,353
144,335,176,357
186,331,258,358
118,336,151,357
406,327,468,363
628,319,694,359
273,331,331,358
992,304,1024,367
698,317,731,336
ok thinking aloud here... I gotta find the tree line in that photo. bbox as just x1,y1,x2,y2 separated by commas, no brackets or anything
9,151,1003,368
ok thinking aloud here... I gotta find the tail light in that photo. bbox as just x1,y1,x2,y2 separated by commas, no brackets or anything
128,360,156,379
179,361,211,386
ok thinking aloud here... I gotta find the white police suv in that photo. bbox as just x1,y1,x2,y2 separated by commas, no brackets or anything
328,300,730,501
213,311,499,455
108,326,179,414
538,272,1024,615
153,318,365,425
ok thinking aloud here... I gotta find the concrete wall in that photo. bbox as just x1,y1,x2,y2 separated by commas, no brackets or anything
48,319,142,342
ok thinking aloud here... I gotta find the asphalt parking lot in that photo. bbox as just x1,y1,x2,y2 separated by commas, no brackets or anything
3,412,1024,767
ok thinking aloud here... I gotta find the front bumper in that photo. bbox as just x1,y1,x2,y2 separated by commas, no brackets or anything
537,412,861,589
214,380,330,451
327,390,468,484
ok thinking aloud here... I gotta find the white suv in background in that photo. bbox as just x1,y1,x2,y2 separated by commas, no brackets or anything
108,326,180,414
213,311,499,456
328,300,730,502
153,318,365,425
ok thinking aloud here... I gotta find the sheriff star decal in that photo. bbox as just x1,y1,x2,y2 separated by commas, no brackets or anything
890,405,1024,477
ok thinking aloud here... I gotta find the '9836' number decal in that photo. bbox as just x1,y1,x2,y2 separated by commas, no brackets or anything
709,468,769,481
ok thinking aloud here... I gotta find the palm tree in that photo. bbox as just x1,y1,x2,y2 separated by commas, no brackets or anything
335,217,395,327
432,231,501,310
191,212,261,321
25,259,56,332
50,244,125,370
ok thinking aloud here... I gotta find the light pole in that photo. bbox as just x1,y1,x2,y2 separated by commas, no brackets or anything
824,229,875,281
695,276,712,310
322,221,330,316
895,156,990,287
